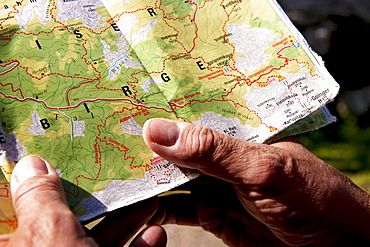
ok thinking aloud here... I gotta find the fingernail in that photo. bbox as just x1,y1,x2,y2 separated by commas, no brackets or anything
146,119,180,146
13,155,49,182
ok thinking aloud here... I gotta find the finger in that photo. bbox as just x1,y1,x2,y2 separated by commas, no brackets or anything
129,225,167,247
89,198,159,247
0,235,10,247
10,155,95,246
149,176,235,227
11,155,68,222
143,118,283,185
151,177,284,246
149,193,199,226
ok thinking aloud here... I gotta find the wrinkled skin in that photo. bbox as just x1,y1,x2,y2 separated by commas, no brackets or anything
151,176,286,246
2,155,167,247
143,119,370,246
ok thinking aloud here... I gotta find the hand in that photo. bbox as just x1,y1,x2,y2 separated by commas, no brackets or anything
143,119,370,246
1,155,167,247
150,176,286,246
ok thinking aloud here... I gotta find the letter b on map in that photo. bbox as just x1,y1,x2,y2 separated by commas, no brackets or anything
40,119,51,130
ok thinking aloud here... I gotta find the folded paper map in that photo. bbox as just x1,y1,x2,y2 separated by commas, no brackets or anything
0,0,339,233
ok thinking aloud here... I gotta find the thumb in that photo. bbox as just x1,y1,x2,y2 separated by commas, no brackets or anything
10,156,80,230
9,156,95,245
11,155,68,219
143,119,278,185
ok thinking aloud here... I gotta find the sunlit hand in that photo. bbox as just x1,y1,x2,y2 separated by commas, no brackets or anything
1,155,166,247
143,119,370,246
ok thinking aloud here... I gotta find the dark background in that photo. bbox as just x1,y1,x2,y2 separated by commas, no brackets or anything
278,0,370,189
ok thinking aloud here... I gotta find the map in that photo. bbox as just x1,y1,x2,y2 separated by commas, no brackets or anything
0,0,339,233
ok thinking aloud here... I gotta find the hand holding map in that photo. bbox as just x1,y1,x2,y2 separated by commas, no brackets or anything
144,121,370,246
5,155,167,246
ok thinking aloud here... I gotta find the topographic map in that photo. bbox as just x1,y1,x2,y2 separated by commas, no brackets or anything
0,0,339,233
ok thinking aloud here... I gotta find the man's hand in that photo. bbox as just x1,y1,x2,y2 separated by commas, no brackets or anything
143,118,370,246
150,176,286,246
1,155,167,247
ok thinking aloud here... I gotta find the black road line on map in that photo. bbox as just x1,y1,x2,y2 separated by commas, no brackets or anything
84,103,90,113
35,40,42,49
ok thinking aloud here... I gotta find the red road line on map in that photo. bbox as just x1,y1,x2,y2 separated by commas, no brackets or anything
185,1,200,53
65,142,102,198
161,11,199,54
0,220,16,224
95,70,143,98
66,78,101,106
106,6,152,24
0,91,175,114
2,42,103,106
109,4,198,56
189,24,199,53
167,44,298,130
219,0,241,75
0,1,23,27
0,1,109,106
0,61,25,98
0,61,19,75
170,45,293,110
103,137,146,170
0,188,10,198
0,220,17,230
188,0,199,22
48,0,113,36
0,166,12,175
17,64,96,81
0,83,25,99
2,6,298,116
68,108,133,197
106,2,234,76
78,38,102,76
59,104,174,197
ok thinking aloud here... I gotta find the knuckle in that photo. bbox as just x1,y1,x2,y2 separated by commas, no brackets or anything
15,209,85,245
180,125,218,161
12,176,64,212
46,209,80,230
240,146,286,186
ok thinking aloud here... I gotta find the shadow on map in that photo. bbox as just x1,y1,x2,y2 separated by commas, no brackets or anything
61,179,158,227
61,179,108,224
